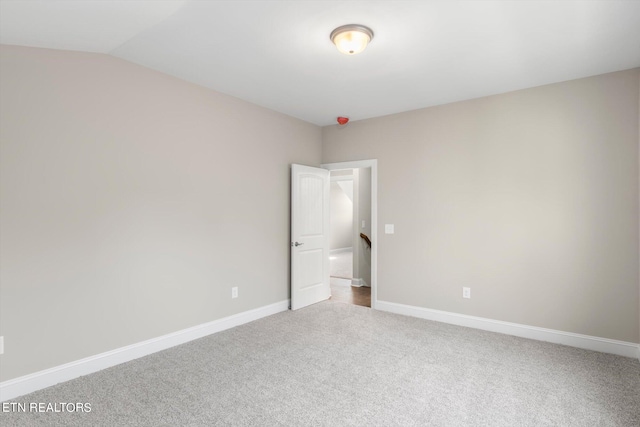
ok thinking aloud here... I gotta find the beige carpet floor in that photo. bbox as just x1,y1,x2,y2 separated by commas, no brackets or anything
2,301,639,426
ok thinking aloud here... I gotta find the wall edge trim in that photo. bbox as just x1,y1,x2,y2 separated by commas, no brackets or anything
376,300,639,359
0,300,290,402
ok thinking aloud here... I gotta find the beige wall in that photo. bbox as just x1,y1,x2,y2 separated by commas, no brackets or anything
0,45,322,381
323,69,640,343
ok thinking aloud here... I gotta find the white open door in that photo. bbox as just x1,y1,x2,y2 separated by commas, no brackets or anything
291,164,330,310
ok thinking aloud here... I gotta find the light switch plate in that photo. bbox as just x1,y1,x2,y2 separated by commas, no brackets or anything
385,224,394,234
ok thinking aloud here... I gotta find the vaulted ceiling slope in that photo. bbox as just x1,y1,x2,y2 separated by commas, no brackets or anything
1,1,639,126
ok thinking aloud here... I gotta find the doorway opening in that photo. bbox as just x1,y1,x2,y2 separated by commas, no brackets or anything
323,160,377,309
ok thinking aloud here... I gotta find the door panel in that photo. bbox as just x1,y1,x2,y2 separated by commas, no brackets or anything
291,164,330,310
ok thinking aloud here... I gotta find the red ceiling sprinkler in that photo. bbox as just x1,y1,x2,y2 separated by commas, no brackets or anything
337,116,349,126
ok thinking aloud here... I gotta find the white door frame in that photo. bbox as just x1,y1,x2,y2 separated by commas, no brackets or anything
322,159,378,309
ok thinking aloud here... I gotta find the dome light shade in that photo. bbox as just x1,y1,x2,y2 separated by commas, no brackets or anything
330,24,374,55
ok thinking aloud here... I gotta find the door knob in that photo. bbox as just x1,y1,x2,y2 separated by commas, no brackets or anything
294,242,304,247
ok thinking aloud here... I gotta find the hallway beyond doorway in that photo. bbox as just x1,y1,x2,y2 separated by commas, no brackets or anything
330,277,371,307
330,249,370,307
329,250,352,279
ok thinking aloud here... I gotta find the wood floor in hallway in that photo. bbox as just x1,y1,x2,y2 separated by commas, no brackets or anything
330,277,371,307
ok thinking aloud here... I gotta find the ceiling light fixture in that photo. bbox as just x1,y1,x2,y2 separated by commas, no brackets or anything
330,24,374,55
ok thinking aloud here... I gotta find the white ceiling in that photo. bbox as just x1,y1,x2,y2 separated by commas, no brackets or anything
1,1,639,126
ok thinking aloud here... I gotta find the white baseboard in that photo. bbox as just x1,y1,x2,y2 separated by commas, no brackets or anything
376,300,639,359
0,300,290,402
330,247,352,254
351,278,369,287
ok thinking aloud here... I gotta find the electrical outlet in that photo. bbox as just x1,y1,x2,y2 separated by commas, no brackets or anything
231,287,238,299
361,220,366,229
385,224,394,234
0,336,4,355
463,287,471,299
